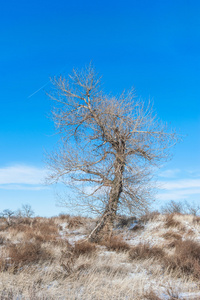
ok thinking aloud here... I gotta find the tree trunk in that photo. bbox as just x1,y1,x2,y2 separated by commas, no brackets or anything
89,154,124,242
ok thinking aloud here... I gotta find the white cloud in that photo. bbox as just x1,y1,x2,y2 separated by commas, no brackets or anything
0,164,50,191
158,179,200,190
0,184,48,191
158,169,180,178
157,169,200,202
0,165,47,185
157,188,200,201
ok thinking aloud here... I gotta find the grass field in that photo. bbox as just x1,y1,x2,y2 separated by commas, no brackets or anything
0,212,200,299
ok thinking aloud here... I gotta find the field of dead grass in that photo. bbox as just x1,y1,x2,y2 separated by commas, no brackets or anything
0,213,200,299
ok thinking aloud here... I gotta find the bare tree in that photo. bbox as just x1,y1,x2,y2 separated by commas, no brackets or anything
46,65,178,242
0,209,15,226
161,200,200,216
161,200,184,215
17,204,35,218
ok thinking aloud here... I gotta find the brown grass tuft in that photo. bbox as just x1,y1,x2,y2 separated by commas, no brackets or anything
162,231,182,240
130,224,145,231
0,235,6,245
193,216,200,225
144,290,162,300
140,211,160,224
67,216,85,229
74,240,96,257
164,239,200,279
129,243,165,261
164,214,183,229
7,241,51,269
101,235,130,252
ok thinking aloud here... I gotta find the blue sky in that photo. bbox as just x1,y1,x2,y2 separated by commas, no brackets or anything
0,0,200,216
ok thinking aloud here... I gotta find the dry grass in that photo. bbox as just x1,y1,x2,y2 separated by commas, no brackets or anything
129,243,165,261
193,216,200,225
164,214,182,228
74,240,97,257
139,211,160,224
101,235,131,252
144,290,162,300
8,242,51,269
162,231,182,241
163,239,200,279
0,212,200,299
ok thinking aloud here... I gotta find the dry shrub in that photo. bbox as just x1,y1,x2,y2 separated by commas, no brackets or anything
0,235,6,245
7,241,51,268
175,239,200,261
59,213,70,220
17,217,33,225
165,286,182,300
0,288,15,299
115,215,137,228
67,216,85,229
164,214,182,229
25,231,58,243
193,216,200,225
166,240,178,248
130,224,144,231
129,243,165,261
164,239,200,279
187,229,195,236
32,220,58,235
100,235,130,252
139,211,160,224
58,240,96,276
9,223,29,233
23,219,59,243
144,290,162,300
74,240,96,257
162,231,182,240
0,224,9,231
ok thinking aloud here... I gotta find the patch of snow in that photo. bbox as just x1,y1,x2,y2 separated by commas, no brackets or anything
67,234,86,245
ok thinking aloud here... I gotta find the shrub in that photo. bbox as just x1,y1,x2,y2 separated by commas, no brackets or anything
175,239,200,262
0,235,5,245
144,290,162,300
162,231,182,240
193,216,200,224
8,241,51,268
161,200,184,215
74,240,96,257
164,214,182,229
32,220,58,235
59,213,70,220
129,224,144,231
139,210,160,224
67,216,85,229
161,200,200,216
164,239,200,279
162,231,182,248
101,235,130,252
115,215,137,228
129,243,165,261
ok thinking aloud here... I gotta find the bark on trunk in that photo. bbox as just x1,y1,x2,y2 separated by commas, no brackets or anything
89,146,125,242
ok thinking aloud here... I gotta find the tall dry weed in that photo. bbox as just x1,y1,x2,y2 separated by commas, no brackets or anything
101,235,130,252
129,243,165,261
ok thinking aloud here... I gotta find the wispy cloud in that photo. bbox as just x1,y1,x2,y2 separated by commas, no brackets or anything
0,165,47,185
157,169,200,202
0,184,48,191
158,169,180,178
0,165,48,190
158,179,200,190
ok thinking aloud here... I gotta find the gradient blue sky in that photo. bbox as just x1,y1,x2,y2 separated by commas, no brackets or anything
1,0,200,216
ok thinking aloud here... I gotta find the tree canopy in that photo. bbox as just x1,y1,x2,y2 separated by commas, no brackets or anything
47,65,178,241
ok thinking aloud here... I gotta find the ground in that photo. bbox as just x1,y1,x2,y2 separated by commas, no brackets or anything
0,212,200,299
